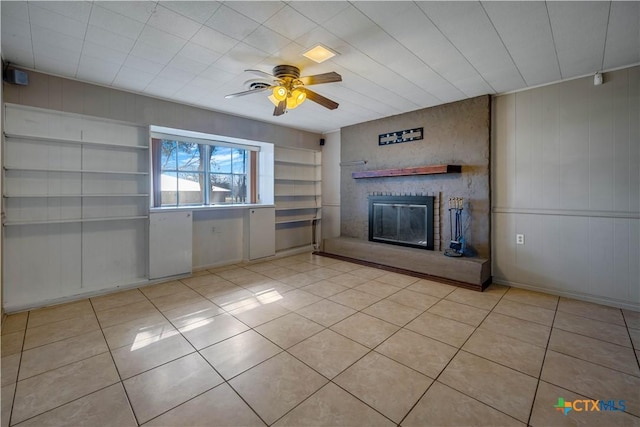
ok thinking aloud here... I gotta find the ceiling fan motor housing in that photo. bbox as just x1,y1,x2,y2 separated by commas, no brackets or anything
273,65,301,81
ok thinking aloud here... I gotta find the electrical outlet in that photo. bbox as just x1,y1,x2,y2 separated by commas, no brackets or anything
516,234,525,245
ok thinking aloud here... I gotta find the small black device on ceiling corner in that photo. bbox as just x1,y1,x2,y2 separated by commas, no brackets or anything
320,138,325,146
3,69,29,86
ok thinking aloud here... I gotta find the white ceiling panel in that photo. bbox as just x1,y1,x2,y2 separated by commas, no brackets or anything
417,1,525,93
89,5,145,41
191,26,238,56
145,75,186,93
205,5,260,41
1,46,34,69
288,1,351,25
1,1,29,22
157,66,198,85
76,56,120,84
81,41,128,65
225,1,286,24
84,26,136,54
482,1,560,87
159,1,221,24
210,42,269,74
243,26,292,55
178,42,222,67
137,26,187,55
130,40,177,65
357,2,492,98
2,1,638,134
28,3,88,40
147,5,203,40
32,1,93,23
547,1,610,78
31,25,84,57
1,17,33,53
113,66,157,91
122,55,165,75
94,1,156,24
603,2,640,70
264,6,318,41
167,54,211,75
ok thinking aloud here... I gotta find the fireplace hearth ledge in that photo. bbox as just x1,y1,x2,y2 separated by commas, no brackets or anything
321,237,490,291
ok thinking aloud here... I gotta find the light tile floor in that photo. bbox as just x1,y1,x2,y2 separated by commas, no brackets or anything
2,253,640,426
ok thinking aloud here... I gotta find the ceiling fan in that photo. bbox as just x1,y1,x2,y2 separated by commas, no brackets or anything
224,65,342,116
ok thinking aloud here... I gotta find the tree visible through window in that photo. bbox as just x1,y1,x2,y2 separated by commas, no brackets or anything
154,139,251,207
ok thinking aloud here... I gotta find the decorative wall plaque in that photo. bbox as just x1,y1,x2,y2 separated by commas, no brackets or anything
378,127,423,146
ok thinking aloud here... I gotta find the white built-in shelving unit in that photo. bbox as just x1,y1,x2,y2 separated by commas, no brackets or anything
2,104,149,309
274,146,321,252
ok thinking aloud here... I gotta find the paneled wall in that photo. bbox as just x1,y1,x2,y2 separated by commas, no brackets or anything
492,66,639,310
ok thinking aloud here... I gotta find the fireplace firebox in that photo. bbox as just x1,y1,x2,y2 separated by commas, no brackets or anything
368,195,434,250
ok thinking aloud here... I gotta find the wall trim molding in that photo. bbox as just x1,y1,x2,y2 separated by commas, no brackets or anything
493,207,640,219
492,278,640,311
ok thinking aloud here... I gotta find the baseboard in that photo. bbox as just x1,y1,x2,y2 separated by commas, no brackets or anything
492,278,640,312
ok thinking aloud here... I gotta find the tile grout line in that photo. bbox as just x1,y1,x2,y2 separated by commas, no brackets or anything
526,297,560,427
7,311,29,427
88,298,141,427
396,286,524,426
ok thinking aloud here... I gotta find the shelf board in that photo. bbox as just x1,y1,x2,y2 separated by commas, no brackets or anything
3,166,149,175
275,217,321,225
274,160,319,166
275,205,319,211
3,216,149,226
274,178,320,183
4,133,149,150
3,194,149,198
352,164,461,179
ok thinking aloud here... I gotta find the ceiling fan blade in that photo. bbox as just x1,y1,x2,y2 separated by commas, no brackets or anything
300,88,339,110
298,72,342,86
273,100,287,116
224,86,272,99
245,69,275,79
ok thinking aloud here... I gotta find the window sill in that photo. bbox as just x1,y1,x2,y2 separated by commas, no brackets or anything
150,203,274,213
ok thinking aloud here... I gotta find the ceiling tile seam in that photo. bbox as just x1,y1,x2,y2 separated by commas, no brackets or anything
165,1,223,26
479,2,527,89
600,1,613,72
358,1,480,102
128,2,227,96
348,1,447,103
109,1,165,87
315,4,439,107
413,1,496,96
545,1,563,81
288,2,346,26
26,0,36,69
75,2,96,78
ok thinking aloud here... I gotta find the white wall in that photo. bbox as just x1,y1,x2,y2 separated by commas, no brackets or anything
492,66,640,310
321,130,341,240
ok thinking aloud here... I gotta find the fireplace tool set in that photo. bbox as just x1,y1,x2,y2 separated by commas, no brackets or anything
445,197,465,257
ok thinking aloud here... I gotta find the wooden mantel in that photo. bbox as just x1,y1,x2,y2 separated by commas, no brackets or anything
352,164,461,179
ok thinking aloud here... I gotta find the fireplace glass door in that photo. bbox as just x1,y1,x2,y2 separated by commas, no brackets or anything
368,195,434,250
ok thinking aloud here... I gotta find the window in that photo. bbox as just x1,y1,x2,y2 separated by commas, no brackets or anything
151,132,258,207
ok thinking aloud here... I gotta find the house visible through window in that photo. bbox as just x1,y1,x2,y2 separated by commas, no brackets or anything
151,129,260,207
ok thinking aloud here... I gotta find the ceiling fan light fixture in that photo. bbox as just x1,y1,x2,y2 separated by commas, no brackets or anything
267,94,279,106
272,86,287,101
302,44,337,63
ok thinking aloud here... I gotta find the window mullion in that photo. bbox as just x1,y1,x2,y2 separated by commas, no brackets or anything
203,144,210,205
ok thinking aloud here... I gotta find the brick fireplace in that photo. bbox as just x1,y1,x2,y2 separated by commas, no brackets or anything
322,95,491,289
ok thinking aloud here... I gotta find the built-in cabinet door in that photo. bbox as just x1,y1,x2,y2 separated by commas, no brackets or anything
149,211,193,279
248,207,275,260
